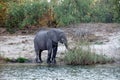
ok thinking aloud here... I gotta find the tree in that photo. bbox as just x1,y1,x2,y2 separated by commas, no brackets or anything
114,0,120,22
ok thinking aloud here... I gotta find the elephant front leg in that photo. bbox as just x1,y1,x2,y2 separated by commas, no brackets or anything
47,49,52,64
52,45,58,64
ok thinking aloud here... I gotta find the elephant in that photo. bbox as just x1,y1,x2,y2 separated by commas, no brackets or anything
34,28,68,64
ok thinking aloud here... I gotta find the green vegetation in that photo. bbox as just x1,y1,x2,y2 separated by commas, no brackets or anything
114,0,120,22
6,1,49,32
16,57,29,63
53,0,92,26
0,0,7,27
64,37,114,65
0,0,120,32
64,47,114,65
0,56,29,63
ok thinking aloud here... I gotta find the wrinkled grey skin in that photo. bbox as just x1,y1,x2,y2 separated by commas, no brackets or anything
34,28,68,64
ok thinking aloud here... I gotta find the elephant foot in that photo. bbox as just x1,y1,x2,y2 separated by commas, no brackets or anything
39,60,43,63
37,60,43,63
36,59,43,63
52,59,56,64
47,60,52,64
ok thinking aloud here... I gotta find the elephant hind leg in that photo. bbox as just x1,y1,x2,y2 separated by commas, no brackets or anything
35,49,42,63
34,42,42,63
34,42,40,63
35,49,40,63
39,50,43,63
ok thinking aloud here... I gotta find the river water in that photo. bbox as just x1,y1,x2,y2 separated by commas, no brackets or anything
0,64,120,80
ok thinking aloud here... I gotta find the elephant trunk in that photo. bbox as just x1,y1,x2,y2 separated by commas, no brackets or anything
64,42,70,50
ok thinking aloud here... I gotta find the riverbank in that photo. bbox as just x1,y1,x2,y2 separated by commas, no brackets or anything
0,23,120,64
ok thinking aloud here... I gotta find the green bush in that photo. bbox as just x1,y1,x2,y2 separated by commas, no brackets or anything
113,0,120,22
53,0,118,26
53,0,92,26
64,47,114,65
6,1,49,32
90,0,115,23
16,57,29,63
3,0,120,32
0,57,29,63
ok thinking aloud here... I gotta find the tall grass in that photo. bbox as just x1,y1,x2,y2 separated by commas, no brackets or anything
64,48,113,65
64,42,114,65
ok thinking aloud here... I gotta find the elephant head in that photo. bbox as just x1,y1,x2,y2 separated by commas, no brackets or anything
58,32,68,49
47,29,68,49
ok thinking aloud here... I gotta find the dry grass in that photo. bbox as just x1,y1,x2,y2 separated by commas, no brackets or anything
64,41,114,65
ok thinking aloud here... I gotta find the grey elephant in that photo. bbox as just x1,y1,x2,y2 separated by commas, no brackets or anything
34,28,68,64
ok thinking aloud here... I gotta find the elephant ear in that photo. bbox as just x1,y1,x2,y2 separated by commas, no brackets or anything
47,30,58,43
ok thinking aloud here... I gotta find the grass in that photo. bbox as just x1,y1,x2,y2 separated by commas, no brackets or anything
64,42,114,65
0,56,29,63
16,57,29,63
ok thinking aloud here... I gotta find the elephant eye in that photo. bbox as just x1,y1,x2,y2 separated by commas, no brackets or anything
60,38,64,43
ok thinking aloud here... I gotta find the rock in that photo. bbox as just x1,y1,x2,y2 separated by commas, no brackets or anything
0,28,6,34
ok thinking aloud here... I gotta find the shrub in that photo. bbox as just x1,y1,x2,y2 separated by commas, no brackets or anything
113,0,120,22
16,57,29,63
53,0,117,26
53,0,92,26
6,1,49,32
0,1,7,27
89,0,115,23
64,46,114,65
0,56,29,63
3,0,120,32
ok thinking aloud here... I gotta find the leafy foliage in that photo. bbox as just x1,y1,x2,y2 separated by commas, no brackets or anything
53,0,92,26
16,57,29,63
4,57,29,63
90,0,114,22
0,0,119,32
6,1,49,32
53,0,117,26
0,1,7,27
113,0,120,22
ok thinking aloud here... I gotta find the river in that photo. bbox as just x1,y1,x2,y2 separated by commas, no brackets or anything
0,64,120,80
